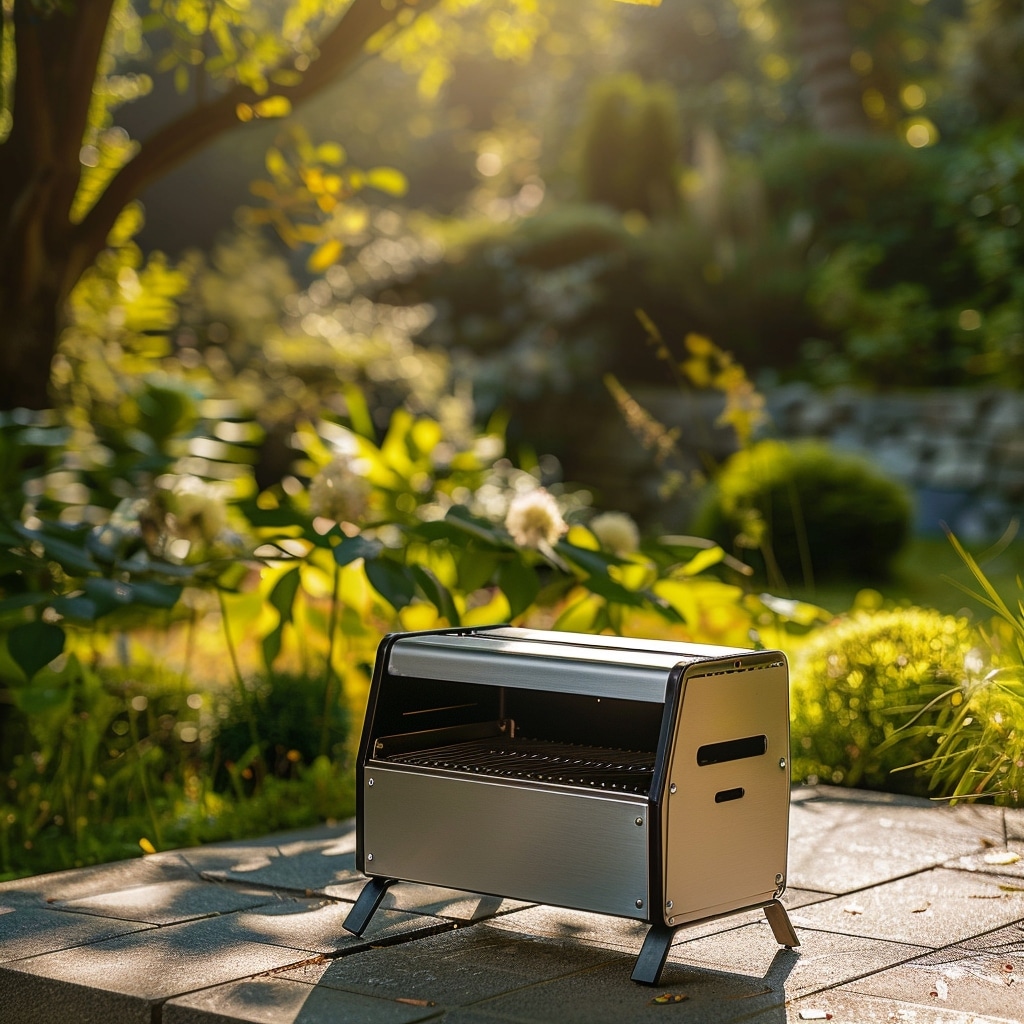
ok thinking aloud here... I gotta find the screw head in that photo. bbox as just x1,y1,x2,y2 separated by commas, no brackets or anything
367,853,374,862
669,783,677,795
635,816,644,827
635,899,644,909
665,900,674,910
774,872,785,886
778,757,787,770
368,777,374,787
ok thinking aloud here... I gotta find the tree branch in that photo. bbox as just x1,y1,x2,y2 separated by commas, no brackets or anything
49,0,119,225
69,0,444,284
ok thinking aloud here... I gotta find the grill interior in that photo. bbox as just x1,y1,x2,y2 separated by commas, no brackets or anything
384,736,655,794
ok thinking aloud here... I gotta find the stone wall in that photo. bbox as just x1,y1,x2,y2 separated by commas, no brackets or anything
767,385,1024,540
572,385,1024,540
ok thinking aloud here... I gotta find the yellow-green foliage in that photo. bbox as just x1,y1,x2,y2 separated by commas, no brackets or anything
790,607,981,794
693,439,912,585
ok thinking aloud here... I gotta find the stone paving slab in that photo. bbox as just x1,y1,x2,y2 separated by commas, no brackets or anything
788,788,1009,895
164,975,442,1024
0,904,154,964
839,920,1024,1023
0,851,200,906
748,992,1018,1023
1,786,1022,1024
54,878,279,926
0,901,450,1024
787,867,1024,947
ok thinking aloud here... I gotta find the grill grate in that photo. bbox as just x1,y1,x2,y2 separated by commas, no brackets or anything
385,737,655,794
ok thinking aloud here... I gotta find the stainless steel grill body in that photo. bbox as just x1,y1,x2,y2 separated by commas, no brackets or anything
343,626,798,983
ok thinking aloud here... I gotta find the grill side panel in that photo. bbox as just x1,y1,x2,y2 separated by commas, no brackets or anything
361,767,651,920
661,655,791,927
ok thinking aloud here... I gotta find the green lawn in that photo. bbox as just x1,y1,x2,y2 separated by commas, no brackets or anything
785,532,1024,620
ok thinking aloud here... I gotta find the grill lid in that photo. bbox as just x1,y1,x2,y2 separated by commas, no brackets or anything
387,628,751,704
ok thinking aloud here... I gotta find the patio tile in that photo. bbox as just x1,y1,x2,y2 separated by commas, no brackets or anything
664,918,925,997
0,914,321,1024
0,904,153,964
164,975,441,1024
191,837,359,894
946,840,1024,880
841,920,1024,1023
277,923,623,1007
787,868,1024,946
54,878,278,925
746,990,1018,1023
223,897,453,954
0,852,198,906
788,789,1007,894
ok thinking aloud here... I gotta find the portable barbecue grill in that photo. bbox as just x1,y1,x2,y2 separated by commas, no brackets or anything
343,626,798,984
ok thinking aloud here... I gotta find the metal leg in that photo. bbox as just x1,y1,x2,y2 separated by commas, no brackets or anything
343,876,396,936
764,899,800,948
631,923,678,986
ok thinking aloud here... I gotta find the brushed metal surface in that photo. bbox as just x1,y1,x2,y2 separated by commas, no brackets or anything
387,632,697,703
661,656,791,927
362,766,651,919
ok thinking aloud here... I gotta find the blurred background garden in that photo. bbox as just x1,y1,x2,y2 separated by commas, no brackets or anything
2,0,1023,881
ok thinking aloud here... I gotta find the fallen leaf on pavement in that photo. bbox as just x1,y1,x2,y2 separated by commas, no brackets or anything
649,993,689,1004
983,851,1021,866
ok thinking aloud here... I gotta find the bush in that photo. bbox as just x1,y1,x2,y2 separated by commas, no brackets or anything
576,73,681,218
692,439,912,585
789,607,982,795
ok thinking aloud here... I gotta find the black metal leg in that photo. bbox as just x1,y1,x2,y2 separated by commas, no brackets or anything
631,923,679,986
343,876,396,936
764,899,800,948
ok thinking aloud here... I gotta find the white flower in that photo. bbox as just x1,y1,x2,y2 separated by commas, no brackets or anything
170,480,227,544
505,488,568,549
308,455,371,524
590,511,640,556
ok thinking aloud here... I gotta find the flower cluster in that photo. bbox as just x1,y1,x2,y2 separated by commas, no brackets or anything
504,488,568,549
590,511,640,556
308,455,371,525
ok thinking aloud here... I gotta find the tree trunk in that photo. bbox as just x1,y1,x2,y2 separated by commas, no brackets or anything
794,0,871,136
0,0,444,413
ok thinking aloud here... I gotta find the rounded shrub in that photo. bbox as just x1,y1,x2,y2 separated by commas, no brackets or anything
789,607,981,795
692,439,912,584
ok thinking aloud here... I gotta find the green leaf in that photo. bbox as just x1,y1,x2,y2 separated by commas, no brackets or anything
456,547,499,592
7,621,65,680
262,567,302,670
678,546,725,577
411,564,460,625
365,558,416,610
558,541,617,576
341,383,376,441
578,572,647,607
497,559,540,618
82,577,135,616
0,592,49,614
50,595,101,621
128,581,183,609
444,506,508,548
365,166,408,196
333,534,384,567
15,524,97,574
269,566,302,619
